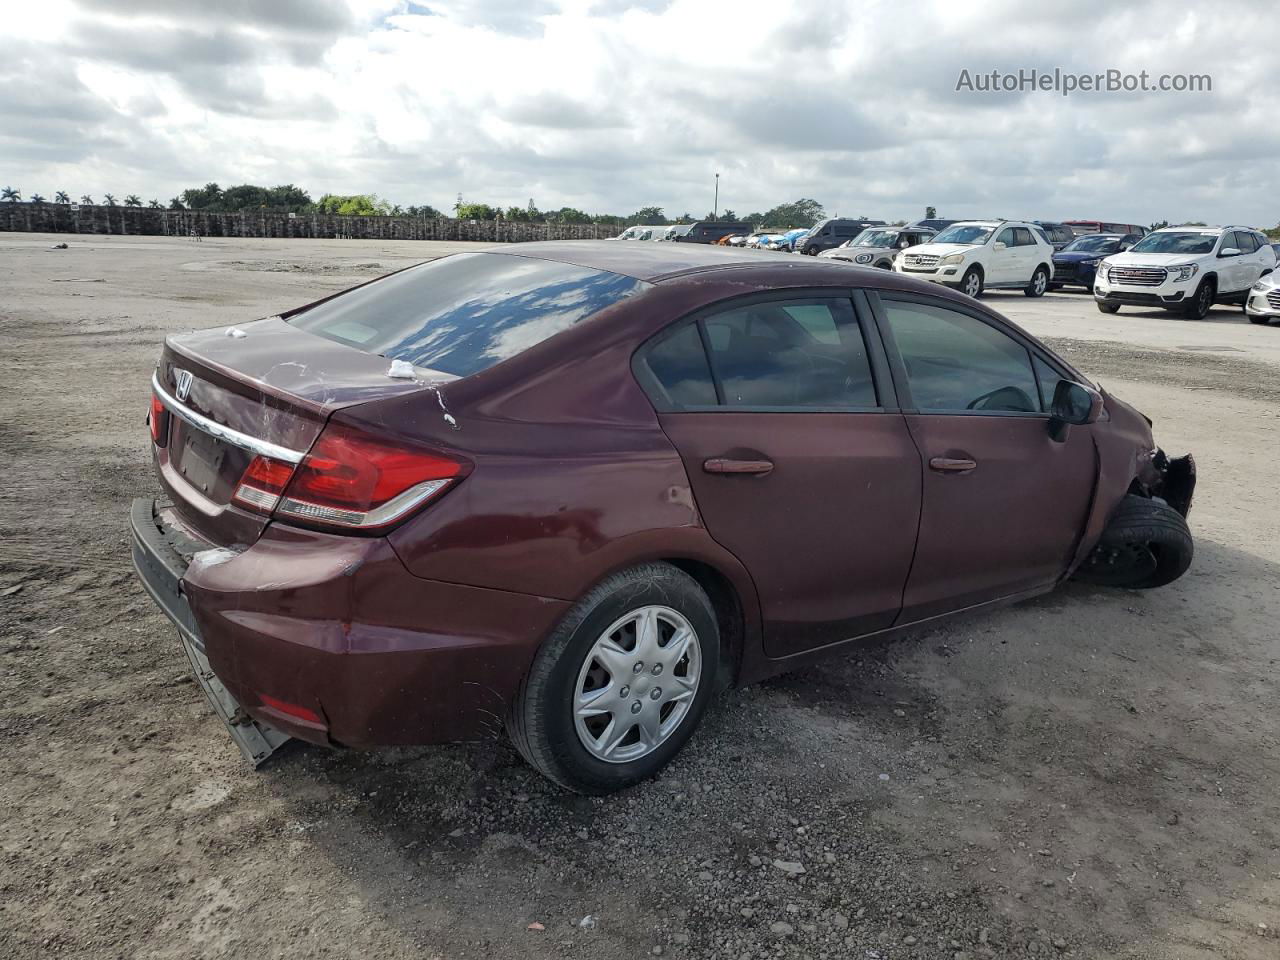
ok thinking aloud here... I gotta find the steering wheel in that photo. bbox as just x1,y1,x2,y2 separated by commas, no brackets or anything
966,385,1036,412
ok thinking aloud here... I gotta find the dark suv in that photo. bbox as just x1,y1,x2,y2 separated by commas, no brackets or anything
674,221,752,244
795,218,885,255
1034,221,1078,252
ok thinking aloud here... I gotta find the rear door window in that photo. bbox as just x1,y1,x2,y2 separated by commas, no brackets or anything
645,324,717,407
289,253,647,378
703,299,876,408
641,298,879,410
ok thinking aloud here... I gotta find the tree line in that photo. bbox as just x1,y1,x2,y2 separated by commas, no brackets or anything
4,184,1250,236
0,182,840,229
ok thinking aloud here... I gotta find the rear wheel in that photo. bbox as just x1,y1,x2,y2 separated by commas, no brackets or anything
506,563,718,794
1097,301,1121,314
1074,495,1193,589
1025,266,1050,297
961,266,984,298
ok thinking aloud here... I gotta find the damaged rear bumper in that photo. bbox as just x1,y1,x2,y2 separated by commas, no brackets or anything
130,498,292,765
129,498,570,760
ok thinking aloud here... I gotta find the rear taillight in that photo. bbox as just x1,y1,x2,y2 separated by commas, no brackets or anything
233,421,466,532
149,391,168,447
232,455,295,512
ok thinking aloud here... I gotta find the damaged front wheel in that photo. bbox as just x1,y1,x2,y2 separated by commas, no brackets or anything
1074,495,1193,589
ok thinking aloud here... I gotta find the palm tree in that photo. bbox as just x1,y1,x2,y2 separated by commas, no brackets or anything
147,199,161,209
1,186,20,202
103,193,116,206
30,193,46,204
80,195,93,205
55,191,70,204
124,194,141,207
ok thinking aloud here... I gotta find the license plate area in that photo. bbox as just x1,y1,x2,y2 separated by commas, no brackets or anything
177,426,227,497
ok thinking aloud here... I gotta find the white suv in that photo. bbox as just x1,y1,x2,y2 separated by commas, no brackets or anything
893,220,1054,298
1094,225,1276,320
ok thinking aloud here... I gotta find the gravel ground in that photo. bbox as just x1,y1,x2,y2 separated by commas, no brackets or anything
1,234,1277,960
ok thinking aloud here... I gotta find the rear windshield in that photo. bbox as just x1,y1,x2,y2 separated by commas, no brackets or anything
290,253,647,378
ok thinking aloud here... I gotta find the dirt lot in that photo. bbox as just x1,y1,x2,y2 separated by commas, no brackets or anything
2,234,1278,960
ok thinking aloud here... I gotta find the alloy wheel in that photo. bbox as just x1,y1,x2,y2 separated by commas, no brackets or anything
573,605,702,763
964,271,981,297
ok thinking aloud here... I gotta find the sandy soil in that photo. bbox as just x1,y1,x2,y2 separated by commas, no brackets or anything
1,234,1277,960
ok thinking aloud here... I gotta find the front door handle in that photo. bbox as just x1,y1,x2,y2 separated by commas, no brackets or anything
929,456,977,473
704,457,774,476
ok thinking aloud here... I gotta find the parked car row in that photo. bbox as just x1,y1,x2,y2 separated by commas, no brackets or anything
612,219,1280,322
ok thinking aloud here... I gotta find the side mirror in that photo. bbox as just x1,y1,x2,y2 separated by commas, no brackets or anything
1219,247,1242,257
1119,242,1132,251
994,241,1007,251
1049,379,1103,441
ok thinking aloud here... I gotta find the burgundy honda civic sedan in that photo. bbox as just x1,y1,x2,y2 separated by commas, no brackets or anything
131,242,1195,793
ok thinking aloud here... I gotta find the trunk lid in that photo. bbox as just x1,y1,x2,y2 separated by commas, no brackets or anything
152,316,443,546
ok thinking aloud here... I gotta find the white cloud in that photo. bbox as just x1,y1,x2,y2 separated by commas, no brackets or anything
1,0,1277,225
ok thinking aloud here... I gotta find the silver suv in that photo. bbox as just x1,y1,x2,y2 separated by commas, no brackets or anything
818,226,936,268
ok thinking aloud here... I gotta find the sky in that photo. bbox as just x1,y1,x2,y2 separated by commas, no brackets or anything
1,0,1276,226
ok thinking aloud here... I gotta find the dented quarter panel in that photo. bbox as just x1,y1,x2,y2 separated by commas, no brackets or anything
182,521,571,746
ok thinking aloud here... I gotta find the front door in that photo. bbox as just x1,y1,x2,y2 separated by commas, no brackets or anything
874,292,1096,622
638,294,922,657
989,226,1019,285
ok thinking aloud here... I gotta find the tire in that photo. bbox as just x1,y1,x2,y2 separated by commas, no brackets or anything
875,259,892,270
805,246,818,256
1025,265,1050,297
960,266,984,298
506,562,719,794
1074,495,1193,589
1097,300,1121,314
1183,278,1215,320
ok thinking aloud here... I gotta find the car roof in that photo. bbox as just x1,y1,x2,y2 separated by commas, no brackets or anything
488,240,795,282
480,240,945,289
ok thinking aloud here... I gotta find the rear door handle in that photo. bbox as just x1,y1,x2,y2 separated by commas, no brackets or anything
703,458,774,476
929,456,977,473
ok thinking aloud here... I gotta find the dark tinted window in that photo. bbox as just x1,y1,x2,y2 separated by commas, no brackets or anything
1033,355,1061,411
646,324,717,407
290,253,647,378
835,224,856,237
1233,230,1257,253
882,299,1039,413
996,227,1017,246
1014,227,1036,246
702,299,877,408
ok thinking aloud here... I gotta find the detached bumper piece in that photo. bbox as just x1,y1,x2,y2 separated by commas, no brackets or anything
129,497,291,767
1155,452,1196,517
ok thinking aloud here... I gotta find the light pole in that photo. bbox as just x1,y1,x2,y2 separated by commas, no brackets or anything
713,173,719,220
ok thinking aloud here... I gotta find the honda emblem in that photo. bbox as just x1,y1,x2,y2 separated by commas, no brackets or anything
174,368,194,402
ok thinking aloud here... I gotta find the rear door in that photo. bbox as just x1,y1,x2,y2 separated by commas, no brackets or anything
639,292,922,658
870,292,1096,622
